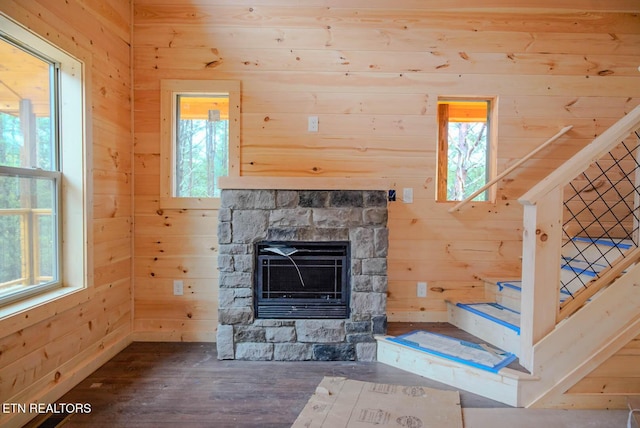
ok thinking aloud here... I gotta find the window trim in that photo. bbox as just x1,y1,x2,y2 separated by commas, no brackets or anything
0,13,90,311
160,79,240,210
436,97,498,204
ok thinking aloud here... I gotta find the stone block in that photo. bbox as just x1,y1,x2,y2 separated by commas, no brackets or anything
269,208,312,227
371,275,388,293
297,228,349,241
218,308,253,325
276,191,299,208
312,343,356,361
274,343,313,361
234,326,266,343
217,254,234,272
356,342,378,362
374,227,389,257
296,320,345,343
233,254,253,273
232,210,269,243
346,321,370,334
299,191,328,207
363,207,388,226
330,190,363,207
351,259,362,275
218,288,235,308
362,258,387,275
351,292,386,316
218,272,252,288
235,343,273,360
372,315,388,335
313,208,361,228
215,325,234,360
218,288,253,309
222,189,276,209
218,244,251,255
352,275,373,292
347,333,375,343
364,191,387,207
350,228,374,259
217,222,232,244
265,326,296,343
218,208,232,222
266,228,298,241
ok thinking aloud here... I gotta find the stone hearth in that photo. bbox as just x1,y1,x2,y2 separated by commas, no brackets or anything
216,189,388,361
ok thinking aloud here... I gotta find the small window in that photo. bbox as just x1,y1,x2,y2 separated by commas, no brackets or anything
0,15,86,306
436,98,496,203
160,80,240,209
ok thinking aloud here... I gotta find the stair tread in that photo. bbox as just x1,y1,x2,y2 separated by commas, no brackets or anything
386,322,530,374
386,330,517,373
455,302,521,332
491,278,579,300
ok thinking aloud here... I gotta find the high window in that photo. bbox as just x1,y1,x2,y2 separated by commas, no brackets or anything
160,80,240,209
0,16,86,307
436,98,497,203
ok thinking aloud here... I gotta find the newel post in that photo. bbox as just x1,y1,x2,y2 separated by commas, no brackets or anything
519,187,563,371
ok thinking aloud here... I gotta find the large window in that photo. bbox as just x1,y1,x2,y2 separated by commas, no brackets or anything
160,80,240,209
0,16,86,307
436,98,497,203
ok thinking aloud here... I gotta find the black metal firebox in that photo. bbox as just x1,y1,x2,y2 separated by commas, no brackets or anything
254,241,350,319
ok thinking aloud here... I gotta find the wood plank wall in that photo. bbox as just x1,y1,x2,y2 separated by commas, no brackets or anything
132,0,640,341
567,333,640,396
0,1,132,425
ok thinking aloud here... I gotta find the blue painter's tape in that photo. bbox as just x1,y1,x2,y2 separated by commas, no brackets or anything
561,262,598,277
496,281,522,292
386,330,517,373
572,236,632,250
456,303,520,335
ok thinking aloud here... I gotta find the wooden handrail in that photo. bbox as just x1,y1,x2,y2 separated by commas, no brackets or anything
519,104,640,206
448,125,573,213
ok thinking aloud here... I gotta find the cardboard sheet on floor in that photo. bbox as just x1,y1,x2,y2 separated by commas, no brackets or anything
291,376,463,428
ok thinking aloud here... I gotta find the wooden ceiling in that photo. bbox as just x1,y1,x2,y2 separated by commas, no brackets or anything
0,38,51,118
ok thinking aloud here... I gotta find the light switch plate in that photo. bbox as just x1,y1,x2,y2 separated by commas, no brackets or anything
173,280,184,296
417,282,427,297
308,116,319,132
403,188,413,204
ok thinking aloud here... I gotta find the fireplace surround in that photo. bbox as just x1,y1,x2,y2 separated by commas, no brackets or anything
216,189,388,361
255,240,350,319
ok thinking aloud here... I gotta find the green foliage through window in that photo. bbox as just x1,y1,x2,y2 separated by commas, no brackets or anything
447,121,488,201
175,95,229,199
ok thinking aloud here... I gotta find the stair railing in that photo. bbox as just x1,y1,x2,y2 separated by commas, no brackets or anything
448,125,573,213
516,105,640,370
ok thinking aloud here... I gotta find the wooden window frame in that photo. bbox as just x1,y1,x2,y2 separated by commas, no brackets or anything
160,79,240,210
0,14,91,312
436,97,498,203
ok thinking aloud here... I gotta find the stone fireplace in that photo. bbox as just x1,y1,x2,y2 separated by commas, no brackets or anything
216,189,388,361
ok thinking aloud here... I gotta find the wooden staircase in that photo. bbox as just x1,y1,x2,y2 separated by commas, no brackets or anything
379,106,640,408
377,236,639,408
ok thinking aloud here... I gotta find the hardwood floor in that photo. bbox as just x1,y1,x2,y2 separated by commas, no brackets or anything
50,323,508,428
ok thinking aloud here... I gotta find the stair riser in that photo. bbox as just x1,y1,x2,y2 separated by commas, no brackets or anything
485,281,521,312
447,303,520,356
377,338,520,407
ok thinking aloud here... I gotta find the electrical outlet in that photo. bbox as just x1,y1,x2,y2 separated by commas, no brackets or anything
417,282,427,297
308,116,319,132
173,280,184,296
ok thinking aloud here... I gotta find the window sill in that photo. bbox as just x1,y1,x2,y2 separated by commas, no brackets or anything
160,196,221,210
0,285,89,336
